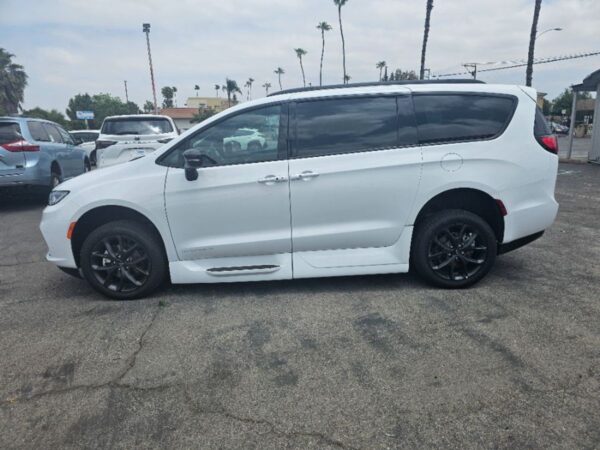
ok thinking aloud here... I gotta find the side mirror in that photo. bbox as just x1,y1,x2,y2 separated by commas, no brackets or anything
183,148,203,181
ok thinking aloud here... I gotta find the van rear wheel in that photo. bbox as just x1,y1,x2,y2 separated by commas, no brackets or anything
80,220,167,300
411,209,497,288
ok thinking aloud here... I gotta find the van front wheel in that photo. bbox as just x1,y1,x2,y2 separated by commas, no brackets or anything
411,209,497,288
80,220,167,300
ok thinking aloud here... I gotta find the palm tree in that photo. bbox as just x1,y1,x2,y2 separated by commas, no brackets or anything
274,67,285,91
526,0,542,87
419,0,434,80
333,0,348,83
376,61,386,81
224,78,242,107
194,84,200,96
0,48,28,114
214,84,220,98
262,82,272,95
344,74,351,83
245,77,255,100
172,86,178,107
294,48,308,87
316,22,332,86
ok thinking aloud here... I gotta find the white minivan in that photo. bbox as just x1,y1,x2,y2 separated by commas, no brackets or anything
41,80,559,299
95,114,178,168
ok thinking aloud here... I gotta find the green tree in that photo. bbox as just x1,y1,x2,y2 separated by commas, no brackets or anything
551,88,591,116
526,0,542,87
316,22,332,86
161,86,174,108
143,100,155,113
333,0,349,83
194,84,200,96
172,86,178,106
245,77,255,100
22,107,68,127
344,74,351,83
274,67,285,91
262,82,272,95
214,84,220,98
394,68,418,80
0,48,28,115
419,0,434,80
224,78,242,107
191,106,217,123
376,61,386,81
294,48,308,87
66,92,138,129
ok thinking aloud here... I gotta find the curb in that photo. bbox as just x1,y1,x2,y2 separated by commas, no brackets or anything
559,158,591,165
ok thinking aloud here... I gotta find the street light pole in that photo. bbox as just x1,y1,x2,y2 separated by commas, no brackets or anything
536,27,563,39
124,80,129,103
143,23,158,114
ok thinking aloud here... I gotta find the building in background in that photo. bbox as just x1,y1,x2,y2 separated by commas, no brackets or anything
185,97,228,112
160,107,197,132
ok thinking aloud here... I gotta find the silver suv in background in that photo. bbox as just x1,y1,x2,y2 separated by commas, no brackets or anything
95,114,178,168
0,117,90,194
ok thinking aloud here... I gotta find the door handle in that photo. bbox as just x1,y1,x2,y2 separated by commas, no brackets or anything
258,175,288,185
291,170,319,181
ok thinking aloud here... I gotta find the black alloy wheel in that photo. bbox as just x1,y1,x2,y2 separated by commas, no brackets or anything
412,209,497,288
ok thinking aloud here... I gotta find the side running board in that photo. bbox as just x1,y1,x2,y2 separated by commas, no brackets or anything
206,265,280,276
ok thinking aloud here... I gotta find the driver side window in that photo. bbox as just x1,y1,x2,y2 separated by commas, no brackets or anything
162,104,283,168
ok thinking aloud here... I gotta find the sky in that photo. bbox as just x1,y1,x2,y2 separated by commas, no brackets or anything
1,0,599,113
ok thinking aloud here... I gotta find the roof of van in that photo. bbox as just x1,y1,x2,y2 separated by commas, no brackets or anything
269,79,485,96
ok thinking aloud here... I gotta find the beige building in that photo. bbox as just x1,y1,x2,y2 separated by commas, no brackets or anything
185,97,229,112
160,107,198,132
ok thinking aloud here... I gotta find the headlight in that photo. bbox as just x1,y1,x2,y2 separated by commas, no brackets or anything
48,190,70,206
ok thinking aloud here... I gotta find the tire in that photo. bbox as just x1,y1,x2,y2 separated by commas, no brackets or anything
411,209,497,288
79,220,167,300
50,170,61,189
90,150,97,166
84,159,91,173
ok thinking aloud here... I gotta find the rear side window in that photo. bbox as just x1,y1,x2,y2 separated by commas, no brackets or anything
0,122,22,144
413,94,516,144
42,123,64,143
293,96,415,158
28,121,51,142
101,118,173,135
534,107,551,136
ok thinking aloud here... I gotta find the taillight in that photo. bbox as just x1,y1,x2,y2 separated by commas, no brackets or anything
1,139,40,152
95,140,116,150
536,135,558,154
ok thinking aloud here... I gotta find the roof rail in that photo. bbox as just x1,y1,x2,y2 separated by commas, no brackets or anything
268,79,485,97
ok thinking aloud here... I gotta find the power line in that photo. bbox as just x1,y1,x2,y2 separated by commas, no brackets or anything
433,50,600,78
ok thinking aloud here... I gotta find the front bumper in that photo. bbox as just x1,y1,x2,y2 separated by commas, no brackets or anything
40,206,77,269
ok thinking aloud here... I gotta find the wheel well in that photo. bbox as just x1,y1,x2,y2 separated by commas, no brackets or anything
71,206,167,267
414,188,505,242
51,161,61,175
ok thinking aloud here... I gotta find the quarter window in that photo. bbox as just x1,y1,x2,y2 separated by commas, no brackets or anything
413,94,516,144
160,105,282,168
42,123,64,143
294,96,413,158
28,121,51,142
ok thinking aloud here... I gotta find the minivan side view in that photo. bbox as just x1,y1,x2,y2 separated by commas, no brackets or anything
0,117,90,193
40,81,559,300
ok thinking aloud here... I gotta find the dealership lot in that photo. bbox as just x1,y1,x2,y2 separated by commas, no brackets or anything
0,163,599,449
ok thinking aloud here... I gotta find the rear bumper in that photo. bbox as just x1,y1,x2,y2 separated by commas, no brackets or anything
0,164,48,188
498,231,544,255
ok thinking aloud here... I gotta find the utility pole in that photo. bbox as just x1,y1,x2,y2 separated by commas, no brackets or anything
463,63,478,79
143,23,158,114
124,80,129,103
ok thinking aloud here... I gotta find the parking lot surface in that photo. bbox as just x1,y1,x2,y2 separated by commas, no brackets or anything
0,163,599,449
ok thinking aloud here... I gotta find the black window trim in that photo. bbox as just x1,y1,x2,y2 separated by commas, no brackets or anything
156,101,289,168
41,122,64,144
412,91,519,146
288,93,418,160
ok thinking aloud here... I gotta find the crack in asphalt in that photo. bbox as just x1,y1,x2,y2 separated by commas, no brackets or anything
0,304,163,406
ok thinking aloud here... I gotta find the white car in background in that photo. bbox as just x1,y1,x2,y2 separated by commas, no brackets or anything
223,127,266,152
95,115,178,168
69,130,100,164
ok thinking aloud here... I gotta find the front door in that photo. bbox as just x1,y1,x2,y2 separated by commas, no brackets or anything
163,104,292,281
288,93,422,271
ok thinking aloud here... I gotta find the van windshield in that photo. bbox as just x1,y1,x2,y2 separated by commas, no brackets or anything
102,118,173,135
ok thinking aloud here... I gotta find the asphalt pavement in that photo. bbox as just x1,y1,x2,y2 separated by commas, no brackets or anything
0,162,599,449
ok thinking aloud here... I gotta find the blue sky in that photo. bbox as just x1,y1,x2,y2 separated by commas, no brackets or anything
1,0,598,113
